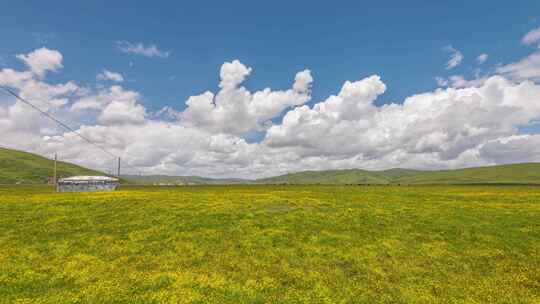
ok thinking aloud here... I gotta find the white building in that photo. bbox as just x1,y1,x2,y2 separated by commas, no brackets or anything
57,176,119,192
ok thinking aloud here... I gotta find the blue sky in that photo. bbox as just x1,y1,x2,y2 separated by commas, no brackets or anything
1,1,538,111
1,1,540,177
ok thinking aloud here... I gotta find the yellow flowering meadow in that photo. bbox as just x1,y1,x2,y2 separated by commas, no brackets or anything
0,185,539,303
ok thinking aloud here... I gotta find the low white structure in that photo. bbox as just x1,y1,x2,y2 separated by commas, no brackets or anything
57,176,119,192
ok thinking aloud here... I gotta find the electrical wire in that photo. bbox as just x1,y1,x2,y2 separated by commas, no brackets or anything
0,85,140,174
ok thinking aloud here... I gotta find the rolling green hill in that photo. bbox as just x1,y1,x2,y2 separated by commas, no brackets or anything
0,147,107,184
256,163,540,185
124,163,540,185
395,163,540,185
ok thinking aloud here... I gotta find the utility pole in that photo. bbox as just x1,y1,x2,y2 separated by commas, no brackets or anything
53,153,57,188
117,157,121,179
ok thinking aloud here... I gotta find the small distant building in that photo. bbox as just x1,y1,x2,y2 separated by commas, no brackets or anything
57,176,119,192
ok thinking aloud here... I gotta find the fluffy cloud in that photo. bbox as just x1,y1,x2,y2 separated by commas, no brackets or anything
444,45,464,70
180,60,313,134
116,41,170,58
69,85,146,125
264,75,540,172
98,98,146,126
219,60,252,89
0,66,81,153
97,69,124,82
2,47,540,178
522,26,540,46
16,48,63,77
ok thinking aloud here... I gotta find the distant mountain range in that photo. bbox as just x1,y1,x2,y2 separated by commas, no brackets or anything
2,146,540,185
125,163,540,185
121,174,248,185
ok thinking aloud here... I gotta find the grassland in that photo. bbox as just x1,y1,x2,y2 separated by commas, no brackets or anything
1,185,539,303
0,147,106,184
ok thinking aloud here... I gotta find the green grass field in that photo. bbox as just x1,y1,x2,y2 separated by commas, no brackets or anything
1,185,539,303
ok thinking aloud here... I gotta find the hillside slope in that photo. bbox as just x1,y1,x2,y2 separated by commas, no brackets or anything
0,147,107,184
257,163,540,185
396,163,540,184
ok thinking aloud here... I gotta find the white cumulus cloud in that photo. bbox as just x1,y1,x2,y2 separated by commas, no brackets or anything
180,60,313,135
16,48,63,77
2,46,540,178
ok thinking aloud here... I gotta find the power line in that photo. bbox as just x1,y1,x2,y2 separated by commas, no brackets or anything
1,86,117,158
0,85,140,174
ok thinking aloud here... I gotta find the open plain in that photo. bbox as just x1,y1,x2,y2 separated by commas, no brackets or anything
1,185,539,303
